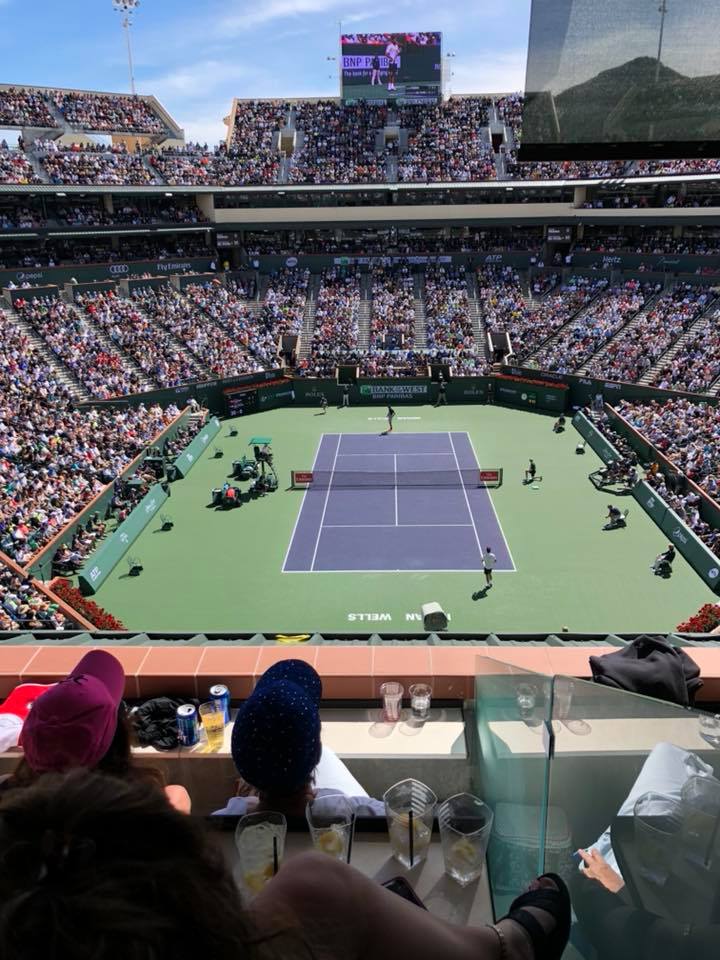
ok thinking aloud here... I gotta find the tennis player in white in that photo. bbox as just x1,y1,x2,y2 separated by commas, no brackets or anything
385,37,401,90
483,546,497,587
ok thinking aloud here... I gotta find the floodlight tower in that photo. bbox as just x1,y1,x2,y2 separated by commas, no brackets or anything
112,0,140,96
655,0,668,83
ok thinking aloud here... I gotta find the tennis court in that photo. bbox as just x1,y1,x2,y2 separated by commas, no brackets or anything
283,432,514,572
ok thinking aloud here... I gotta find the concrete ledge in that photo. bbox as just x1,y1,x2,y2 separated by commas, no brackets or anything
1,644,720,701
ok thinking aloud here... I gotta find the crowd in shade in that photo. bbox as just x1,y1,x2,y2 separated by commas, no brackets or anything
0,205,41,229
531,279,654,373
0,567,72,630
0,87,57,127
617,399,720,506
369,264,415,350
0,145,41,185
397,98,496,182
290,101,388,184
55,200,206,227
477,268,604,360
574,230,720,257
304,268,360,376
37,141,157,186
586,285,715,384
634,158,720,177
0,234,209,270
75,290,203,388
0,305,178,567
424,264,473,349
259,267,310,338
14,296,144,398
51,91,167,134
651,308,720,394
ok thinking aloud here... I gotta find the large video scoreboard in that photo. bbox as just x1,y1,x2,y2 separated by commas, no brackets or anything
340,32,442,104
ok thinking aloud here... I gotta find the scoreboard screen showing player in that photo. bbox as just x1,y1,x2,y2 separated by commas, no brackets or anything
340,32,442,104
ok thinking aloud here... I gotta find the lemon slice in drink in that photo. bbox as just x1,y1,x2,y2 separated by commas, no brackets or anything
449,838,479,867
316,826,345,856
243,863,274,893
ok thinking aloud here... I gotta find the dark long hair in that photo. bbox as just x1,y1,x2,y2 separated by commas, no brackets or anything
5,705,165,791
0,770,294,960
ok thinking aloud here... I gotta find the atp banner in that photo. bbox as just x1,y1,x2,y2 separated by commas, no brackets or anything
78,483,169,596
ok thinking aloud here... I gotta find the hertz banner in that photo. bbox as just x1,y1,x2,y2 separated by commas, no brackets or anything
633,481,720,594
78,483,169,596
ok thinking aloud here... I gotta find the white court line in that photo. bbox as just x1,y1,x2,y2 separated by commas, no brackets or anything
284,568,516,574
448,431,484,564
310,433,341,572
281,432,325,573
394,454,398,525
323,523,474,528
465,433,517,573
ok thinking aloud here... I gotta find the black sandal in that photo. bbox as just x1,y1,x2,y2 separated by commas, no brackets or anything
492,873,571,960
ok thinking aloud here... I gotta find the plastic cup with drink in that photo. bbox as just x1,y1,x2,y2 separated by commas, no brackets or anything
199,700,226,752
384,778,437,868
306,794,354,862
438,793,494,886
235,811,286,899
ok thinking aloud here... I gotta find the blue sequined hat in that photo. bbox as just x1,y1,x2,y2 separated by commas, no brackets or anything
231,677,322,792
255,659,322,702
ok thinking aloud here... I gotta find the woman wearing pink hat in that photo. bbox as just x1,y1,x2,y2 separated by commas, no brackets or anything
0,650,190,813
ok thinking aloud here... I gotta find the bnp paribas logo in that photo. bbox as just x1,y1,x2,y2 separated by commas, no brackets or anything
360,386,372,396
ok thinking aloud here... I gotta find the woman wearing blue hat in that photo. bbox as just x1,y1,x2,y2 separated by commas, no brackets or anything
214,660,384,817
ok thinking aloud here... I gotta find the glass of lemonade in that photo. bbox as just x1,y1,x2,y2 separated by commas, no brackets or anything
235,812,286,899
384,779,437,868
438,793,494,886
199,700,226,751
306,794,354,862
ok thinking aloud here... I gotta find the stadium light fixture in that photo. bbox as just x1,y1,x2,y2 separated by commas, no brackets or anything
112,0,140,96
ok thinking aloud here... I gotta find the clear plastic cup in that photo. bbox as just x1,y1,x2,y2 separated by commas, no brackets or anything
380,682,404,722
409,683,432,720
699,713,720,748
199,700,225,752
680,775,720,866
306,794,354,861
384,778,437,868
438,793,494,886
633,792,682,884
234,811,286,898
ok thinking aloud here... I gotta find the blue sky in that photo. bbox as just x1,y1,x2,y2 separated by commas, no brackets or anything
0,0,531,143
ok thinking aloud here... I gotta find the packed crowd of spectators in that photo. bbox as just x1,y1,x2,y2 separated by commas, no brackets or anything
651,309,720,394
37,140,157,186
575,229,720,257
0,204,41,229
617,399,720,506
137,283,276,378
478,268,605,360
55,200,206,227
52,91,166,134
76,290,203,388
260,267,310,339
634,158,720,177
369,264,415,349
506,155,630,181
398,98,496,182
531,279,654,372
291,101,388,184
303,268,361,375
586,284,715,383
0,144,41,185
0,303,178,567
0,566,72,630
424,264,474,349
14,296,144,398
0,87,57,128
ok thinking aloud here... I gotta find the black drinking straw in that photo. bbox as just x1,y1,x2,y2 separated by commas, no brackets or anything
347,814,355,864
273,835,279,875
409,809,414,867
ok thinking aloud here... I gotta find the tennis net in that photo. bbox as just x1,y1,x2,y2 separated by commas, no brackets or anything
291,468,503,489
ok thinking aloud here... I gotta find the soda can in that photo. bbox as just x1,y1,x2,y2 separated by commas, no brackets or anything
177,704,199,747
210,684,231,724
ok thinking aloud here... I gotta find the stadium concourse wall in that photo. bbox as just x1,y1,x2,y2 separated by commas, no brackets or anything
26,409,192,583
0,257,215,290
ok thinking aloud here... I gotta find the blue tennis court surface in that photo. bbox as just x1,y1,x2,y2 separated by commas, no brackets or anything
283,432,515,573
